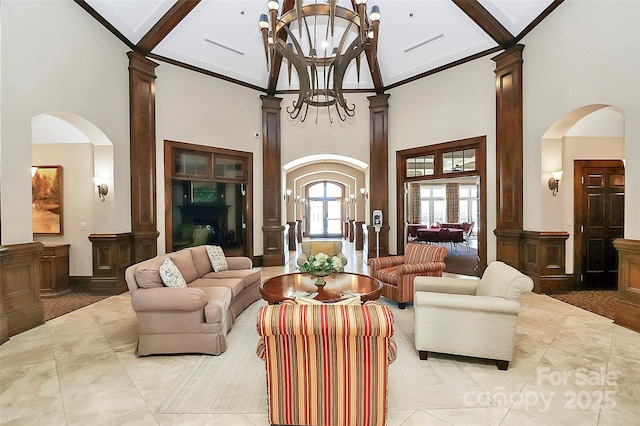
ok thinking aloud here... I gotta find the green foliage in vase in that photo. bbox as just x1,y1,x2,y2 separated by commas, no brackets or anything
298,252,343,274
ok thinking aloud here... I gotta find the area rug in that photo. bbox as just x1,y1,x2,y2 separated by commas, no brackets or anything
42,292,110,321
444,246,479,277
549,290,616,320
158,299,488,415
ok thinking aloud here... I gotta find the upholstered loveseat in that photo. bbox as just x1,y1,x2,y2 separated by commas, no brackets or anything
124,245,261,356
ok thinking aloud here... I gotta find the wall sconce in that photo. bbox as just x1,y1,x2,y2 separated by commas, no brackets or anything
284,189,292,203
548,171,563,196
360,187,368,202
294,195,301,204
94,177,109,202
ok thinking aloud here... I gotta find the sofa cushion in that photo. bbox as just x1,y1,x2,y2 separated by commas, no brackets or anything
187,246,213,277
169,250,198,283
159,258,187,288
207,245,229,272
134,256,166,289
190,278,244,298
199,286,232,324
375,266,400,286
202,268,261,289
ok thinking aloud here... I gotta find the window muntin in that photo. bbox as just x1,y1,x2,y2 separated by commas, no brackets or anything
406,155,434,178
442,148,476,174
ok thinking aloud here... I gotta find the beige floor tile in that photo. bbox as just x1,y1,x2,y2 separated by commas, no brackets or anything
1,242,639,425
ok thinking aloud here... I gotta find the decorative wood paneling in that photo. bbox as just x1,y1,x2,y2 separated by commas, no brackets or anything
39,244,70,298
367,94,390,257
493,45,524,231
128,51,160,262
494,229,522,269
494,230,571,294
88,233,134,294
613,239,640,332
0,242,44,341
261,96,285,266
521,231,571,294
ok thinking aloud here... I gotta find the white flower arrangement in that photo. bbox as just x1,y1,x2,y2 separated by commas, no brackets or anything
299,252,343,274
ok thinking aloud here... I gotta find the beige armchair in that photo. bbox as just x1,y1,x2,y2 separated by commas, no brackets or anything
297,240,348,270
413,261,533,370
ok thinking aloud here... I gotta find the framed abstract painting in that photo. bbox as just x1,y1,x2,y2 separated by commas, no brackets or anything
32,165,63,235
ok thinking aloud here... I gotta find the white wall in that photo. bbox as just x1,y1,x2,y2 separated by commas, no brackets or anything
154,64,263,255
521,0,640,237
32,144,95,276
1,0,130,245
280,93,371,167
388,57,496,257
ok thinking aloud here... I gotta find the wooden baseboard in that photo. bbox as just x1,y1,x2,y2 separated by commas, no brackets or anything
69,276,93,292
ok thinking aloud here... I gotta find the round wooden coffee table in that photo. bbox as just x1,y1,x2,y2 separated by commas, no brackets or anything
260,272,383,304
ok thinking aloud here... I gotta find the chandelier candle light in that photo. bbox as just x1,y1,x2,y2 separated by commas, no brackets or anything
298,252,343,286
259,0,381,122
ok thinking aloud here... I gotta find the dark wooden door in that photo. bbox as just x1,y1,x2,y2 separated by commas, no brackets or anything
575,160,625,289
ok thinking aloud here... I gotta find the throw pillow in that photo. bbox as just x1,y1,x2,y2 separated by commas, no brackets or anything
206,245,229,272
159,258,187,288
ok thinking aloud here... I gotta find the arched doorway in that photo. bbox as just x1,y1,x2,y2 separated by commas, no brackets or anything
540,105,625,288
307,181,343,238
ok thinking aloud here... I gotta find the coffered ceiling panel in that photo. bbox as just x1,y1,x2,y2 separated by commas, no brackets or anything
80,0,558,92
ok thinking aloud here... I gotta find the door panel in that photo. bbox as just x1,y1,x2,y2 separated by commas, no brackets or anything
576,162,624,289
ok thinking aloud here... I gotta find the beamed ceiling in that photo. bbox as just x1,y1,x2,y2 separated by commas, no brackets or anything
76,0,562,94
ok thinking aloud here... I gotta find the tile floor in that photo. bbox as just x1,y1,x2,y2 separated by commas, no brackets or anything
1,241,639,425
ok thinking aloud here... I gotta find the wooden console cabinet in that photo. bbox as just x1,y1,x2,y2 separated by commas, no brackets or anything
39,243,70,298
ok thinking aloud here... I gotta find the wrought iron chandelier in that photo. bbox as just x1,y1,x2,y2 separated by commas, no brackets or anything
259,0,381,122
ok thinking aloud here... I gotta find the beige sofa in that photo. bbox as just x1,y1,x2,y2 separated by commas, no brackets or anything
124,245,261,356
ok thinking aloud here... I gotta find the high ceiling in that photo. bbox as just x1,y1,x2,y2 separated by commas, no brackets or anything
77,0,561,94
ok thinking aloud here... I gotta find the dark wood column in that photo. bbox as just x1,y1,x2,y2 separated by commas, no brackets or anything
261,96,285,266
128,52,160,262
366,94,390,258
492,45,524,267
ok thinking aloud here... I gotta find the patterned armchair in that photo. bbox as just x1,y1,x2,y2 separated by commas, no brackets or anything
368,243,447,309
256,302,397,426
